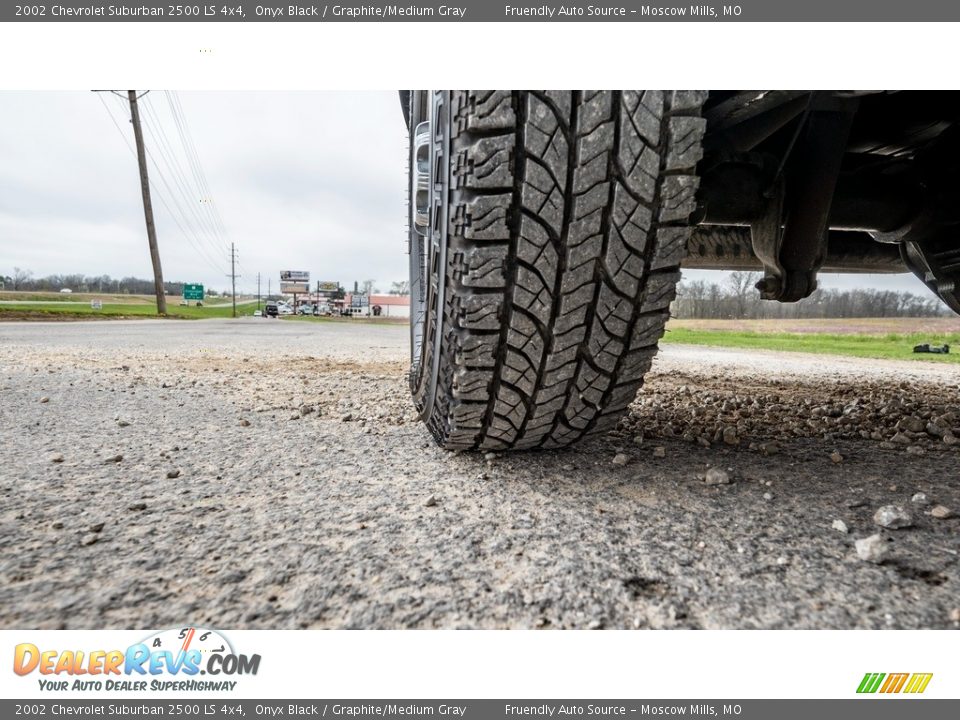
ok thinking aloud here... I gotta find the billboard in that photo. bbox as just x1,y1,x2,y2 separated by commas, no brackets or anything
317,281,339,293
281,282,310,294
280,270,310,282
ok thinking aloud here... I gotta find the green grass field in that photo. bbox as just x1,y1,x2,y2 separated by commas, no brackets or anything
0,289,255,319
662,327,959,363
0,301,256,320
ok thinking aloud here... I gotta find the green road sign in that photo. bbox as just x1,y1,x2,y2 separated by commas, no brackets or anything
183,284,204,301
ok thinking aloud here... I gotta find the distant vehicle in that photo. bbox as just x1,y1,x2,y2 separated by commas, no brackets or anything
277,303,294,316
297,304,315,315
59,288,72,294
253,309,263,317
264,301,279,318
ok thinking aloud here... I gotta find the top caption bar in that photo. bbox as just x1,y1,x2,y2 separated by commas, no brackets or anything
5,1,960,22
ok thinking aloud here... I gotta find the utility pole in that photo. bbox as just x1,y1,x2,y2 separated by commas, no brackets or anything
128,90,166,315
227,243,239,318
257,273,262,312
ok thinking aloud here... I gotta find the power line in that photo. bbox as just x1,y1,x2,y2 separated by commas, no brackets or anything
109,93,228,276
140,96,224,246
166,92,233,254
155,94,231,255
97,93,227,278
136,97,227,267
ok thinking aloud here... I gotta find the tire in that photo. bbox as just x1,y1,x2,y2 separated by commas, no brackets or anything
409,91,707,450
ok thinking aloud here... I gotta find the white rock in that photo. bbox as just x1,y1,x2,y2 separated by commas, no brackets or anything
832,519,849,534
873,505,913,529
612,453,629,466
911,492,929,505
704,467,730,485
855,534,887,563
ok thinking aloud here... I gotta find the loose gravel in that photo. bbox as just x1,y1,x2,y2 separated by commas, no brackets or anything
0,319,958,629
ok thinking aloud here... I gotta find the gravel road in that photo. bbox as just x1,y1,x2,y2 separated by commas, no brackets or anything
1,318,958,629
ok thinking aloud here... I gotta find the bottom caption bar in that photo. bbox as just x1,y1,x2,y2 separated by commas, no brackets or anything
3,700,958,719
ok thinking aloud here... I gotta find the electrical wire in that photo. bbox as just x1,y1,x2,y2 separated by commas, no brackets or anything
97,93,228,277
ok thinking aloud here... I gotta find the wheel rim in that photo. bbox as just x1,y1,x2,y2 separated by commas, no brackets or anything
408,91,450,421
408,94,430,388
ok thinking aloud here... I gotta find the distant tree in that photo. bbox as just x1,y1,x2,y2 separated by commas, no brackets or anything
672,277,948,320
390,280,410,295
11,267,32,291
726,271,761,318
361,279,379,295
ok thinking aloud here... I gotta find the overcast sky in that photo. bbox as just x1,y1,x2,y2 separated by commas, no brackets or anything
0,91,933,297
0,91,409,295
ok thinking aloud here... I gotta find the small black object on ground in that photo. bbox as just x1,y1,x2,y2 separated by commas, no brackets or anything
913,343,950,354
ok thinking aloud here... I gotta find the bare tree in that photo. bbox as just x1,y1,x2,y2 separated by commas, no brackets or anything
11,267,32,291
390,280,410,295
361,279,379,295
672,276,948,319
726,271,761,318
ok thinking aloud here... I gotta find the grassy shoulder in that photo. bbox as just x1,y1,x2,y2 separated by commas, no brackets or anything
662,326,959,363
0,301,255,320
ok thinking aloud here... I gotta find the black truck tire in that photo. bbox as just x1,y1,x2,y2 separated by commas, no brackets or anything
410,91,707,450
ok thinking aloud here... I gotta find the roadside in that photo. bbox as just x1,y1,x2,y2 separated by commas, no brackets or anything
662,317,959,364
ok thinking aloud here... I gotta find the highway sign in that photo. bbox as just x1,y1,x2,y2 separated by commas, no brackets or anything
183,283,204,301
280,270,310,282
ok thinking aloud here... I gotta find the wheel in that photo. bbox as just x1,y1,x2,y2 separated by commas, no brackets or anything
407,91,707,450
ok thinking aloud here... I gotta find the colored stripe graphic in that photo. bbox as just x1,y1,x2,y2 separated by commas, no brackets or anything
904,673,934,694
857,673,885,693
881,673,909,693
857,672,932,694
